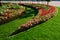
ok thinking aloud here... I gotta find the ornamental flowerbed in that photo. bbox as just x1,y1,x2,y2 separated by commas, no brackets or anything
0,3,25,25
0,2,58,37
9,3,58,36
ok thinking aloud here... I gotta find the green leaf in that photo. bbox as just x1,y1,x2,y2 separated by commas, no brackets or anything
12,4,21,9
0,11,4,15
26,8,32,11
1,5,7,9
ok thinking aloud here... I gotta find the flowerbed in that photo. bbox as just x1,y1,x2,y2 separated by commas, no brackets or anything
9,3,58,36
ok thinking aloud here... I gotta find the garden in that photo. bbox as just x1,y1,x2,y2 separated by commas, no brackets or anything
0,1,59,40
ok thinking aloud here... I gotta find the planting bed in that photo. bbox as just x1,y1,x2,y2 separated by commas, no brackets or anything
0,3,38,25
0,3,26,25
0,3,58,37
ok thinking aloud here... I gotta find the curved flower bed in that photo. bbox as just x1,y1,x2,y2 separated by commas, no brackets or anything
9,4,58,36
21,5,58,30
0,3,26,25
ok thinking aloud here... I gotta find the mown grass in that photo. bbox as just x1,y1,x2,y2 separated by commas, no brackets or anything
0,7,60,40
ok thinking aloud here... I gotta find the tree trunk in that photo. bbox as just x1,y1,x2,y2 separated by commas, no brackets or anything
47,2,49,6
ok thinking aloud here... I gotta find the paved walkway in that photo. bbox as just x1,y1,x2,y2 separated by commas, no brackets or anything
0,1,60,7
49,1,60,7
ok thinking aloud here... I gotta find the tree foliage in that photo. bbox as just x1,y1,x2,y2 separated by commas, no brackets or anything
45,0,51,2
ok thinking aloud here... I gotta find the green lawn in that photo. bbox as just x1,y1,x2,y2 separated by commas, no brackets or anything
0,7,60,40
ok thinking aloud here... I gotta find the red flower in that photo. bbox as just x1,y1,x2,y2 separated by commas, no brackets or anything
3,11,10,17
41,8,48,16
41,6,55,16
48,6,55,13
